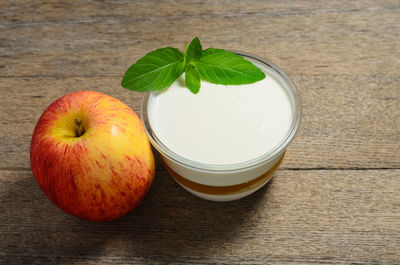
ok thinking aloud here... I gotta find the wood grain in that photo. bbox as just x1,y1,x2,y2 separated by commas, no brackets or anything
1,0,399,264
0,0,399,77
0,74,398,169
1,169,399,264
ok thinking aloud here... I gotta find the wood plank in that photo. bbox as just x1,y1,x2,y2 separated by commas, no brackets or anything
1,1,399,264
0,0,399,77
1,0,396,22
0,74,399,169
1,169,399,264
290,73,400,169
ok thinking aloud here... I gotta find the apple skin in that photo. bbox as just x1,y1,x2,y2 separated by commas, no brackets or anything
30,91,155,222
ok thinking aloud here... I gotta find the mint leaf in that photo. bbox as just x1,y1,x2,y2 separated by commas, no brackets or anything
185,37,202,65
193,48,266,85
121,47,185,92
185,64,201,94
121,38,267,94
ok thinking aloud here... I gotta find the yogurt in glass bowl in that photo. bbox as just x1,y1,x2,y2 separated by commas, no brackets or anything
141,52,301,201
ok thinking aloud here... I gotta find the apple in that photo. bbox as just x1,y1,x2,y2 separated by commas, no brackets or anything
30,91,155,221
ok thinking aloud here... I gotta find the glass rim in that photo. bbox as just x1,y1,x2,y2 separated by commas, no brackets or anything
140,51,302,173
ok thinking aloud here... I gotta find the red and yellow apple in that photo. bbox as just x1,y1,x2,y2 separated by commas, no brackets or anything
30,91,155,221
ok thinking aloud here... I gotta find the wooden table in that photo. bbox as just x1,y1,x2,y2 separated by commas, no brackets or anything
1,1,399,264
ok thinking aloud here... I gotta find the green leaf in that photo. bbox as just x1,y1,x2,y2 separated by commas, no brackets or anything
193,48,266,85
121,38,267,94
121,47,185,92
185,64,201,94
185,37,202,66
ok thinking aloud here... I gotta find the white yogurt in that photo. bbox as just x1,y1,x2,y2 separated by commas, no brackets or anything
147,63,294,165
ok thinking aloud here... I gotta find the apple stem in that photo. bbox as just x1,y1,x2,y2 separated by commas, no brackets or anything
74,117,85,137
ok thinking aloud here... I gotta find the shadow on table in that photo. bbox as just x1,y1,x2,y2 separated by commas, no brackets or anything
1,162,273,264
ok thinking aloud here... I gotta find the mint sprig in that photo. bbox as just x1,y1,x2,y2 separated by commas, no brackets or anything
121,37,265,94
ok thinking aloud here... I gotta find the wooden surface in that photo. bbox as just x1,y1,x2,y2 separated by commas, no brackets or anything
1,0,399,264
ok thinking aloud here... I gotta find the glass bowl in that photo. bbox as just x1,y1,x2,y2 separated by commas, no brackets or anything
141,52,301,201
